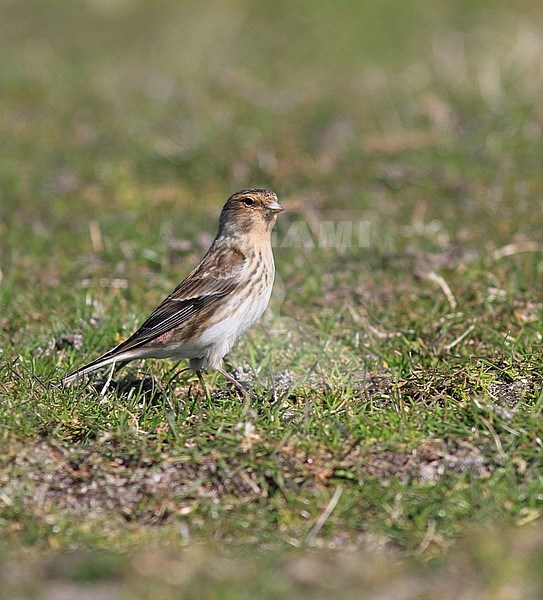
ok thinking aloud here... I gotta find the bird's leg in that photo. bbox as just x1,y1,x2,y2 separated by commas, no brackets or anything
196,370,212,403
217,367,249,397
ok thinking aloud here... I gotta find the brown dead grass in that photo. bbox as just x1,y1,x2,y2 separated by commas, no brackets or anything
1,437,493,527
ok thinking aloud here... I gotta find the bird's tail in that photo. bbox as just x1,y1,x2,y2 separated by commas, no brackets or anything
59,346,136,385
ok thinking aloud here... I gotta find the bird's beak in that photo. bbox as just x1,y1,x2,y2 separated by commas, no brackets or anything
268,200,284,213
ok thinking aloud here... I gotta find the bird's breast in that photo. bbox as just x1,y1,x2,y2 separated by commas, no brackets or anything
196,256,274,351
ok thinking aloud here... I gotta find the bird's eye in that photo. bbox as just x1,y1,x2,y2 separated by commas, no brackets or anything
243,198,255,206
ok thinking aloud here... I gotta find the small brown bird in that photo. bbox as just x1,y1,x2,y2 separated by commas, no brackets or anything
61,189,283,394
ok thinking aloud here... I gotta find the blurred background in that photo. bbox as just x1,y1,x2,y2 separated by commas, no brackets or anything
2,0,543,270
3,0,543,216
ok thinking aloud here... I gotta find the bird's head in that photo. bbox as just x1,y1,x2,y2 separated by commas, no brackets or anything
218,189,283,238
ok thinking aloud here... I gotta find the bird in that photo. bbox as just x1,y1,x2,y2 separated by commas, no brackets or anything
60,189,283,395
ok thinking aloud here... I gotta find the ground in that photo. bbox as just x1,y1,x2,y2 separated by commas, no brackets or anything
1,1,543,598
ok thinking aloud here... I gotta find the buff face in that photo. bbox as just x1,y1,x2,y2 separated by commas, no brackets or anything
219,189,283,237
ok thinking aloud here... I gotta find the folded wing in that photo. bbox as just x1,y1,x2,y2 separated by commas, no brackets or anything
61,243,247,383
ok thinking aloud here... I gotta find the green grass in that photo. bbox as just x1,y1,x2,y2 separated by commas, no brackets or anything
2,0,543,597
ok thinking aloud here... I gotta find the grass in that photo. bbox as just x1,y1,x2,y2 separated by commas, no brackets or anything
2,0,543,597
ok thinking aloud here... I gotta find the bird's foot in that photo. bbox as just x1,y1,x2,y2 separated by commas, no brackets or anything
217,367,250,397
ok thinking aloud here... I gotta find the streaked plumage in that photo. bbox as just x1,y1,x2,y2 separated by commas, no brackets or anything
61,189,283,393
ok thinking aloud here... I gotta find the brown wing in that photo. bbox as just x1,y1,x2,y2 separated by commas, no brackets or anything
96,242,248,358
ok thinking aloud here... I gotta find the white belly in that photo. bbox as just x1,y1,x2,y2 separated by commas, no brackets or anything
197,280,273,352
